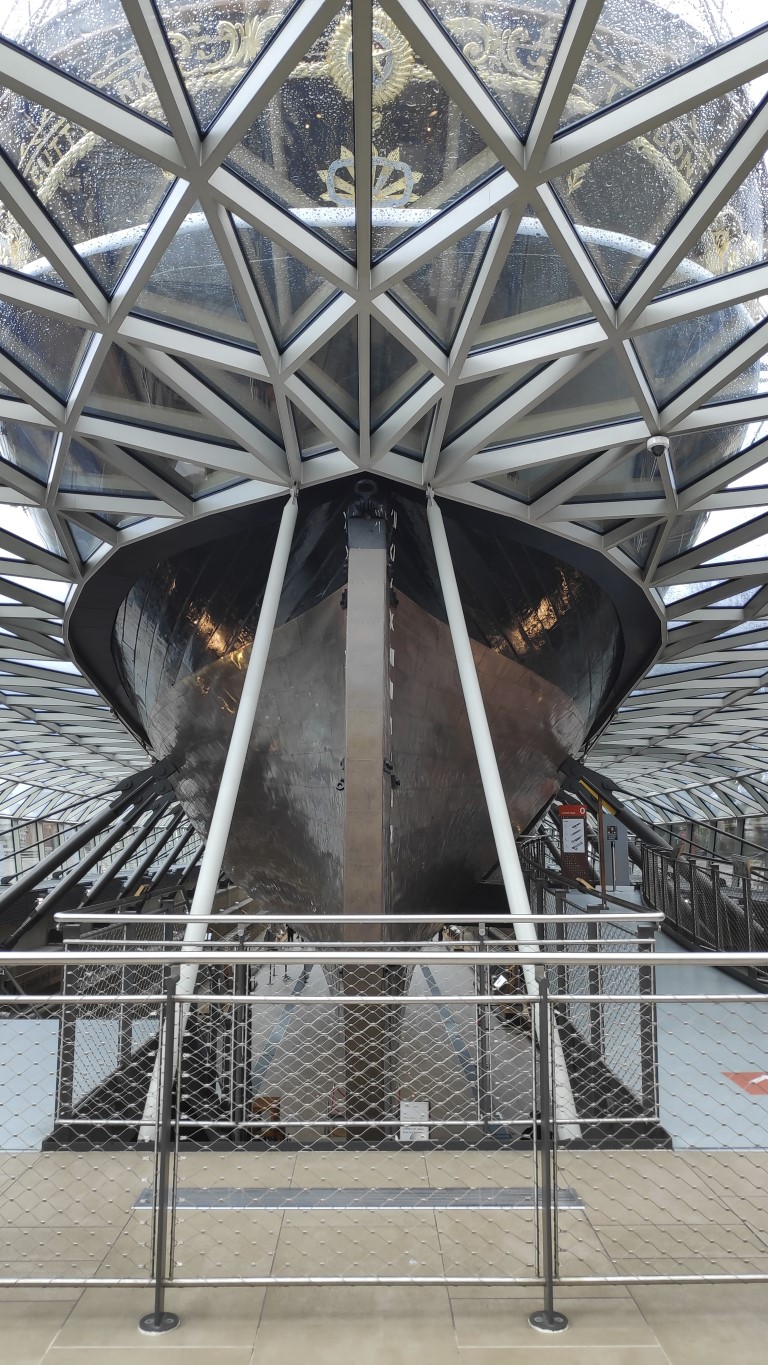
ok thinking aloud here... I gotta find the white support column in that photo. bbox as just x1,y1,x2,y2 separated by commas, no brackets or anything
426,490,580,1138
139,488,299,1137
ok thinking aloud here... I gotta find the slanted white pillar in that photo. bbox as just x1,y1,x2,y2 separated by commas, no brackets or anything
426,490,580,1138
139,488,299,1138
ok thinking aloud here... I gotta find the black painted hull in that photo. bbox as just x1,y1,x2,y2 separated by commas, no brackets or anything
103,480,658,931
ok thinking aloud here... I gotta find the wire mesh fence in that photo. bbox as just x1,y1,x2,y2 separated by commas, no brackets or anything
1,932,768,1300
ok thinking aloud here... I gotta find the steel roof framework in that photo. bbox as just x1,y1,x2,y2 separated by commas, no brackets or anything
0,1,766,823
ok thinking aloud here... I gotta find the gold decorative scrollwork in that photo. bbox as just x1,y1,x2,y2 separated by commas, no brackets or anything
326,9,414,109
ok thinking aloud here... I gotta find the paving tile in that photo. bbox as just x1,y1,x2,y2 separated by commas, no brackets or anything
253,1286,458,1365
44,1350,254,1364
452,1295,660,1348
271,1209,443,1277
52,1286,264,1350
629,1281,768,1365
458,1350,671,1364
0,1298,75,1364
291,1151,430,1188
175,1150,297,1188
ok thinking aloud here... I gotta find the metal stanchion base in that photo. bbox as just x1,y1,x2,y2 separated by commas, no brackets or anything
529,1310,569,1333
139,1312,180,1334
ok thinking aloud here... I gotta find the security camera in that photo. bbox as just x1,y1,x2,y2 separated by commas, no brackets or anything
646,435,670,458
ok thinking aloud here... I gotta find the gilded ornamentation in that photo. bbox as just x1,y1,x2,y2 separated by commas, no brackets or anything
326,10,414,108
321,146,422,206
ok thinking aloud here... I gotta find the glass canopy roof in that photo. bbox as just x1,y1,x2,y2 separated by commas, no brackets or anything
0,0,766,822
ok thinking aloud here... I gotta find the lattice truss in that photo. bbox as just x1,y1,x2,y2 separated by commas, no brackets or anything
0,1,768,821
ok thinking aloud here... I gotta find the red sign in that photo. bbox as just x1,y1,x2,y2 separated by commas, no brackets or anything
558,804,587,818
724,1072,768,1094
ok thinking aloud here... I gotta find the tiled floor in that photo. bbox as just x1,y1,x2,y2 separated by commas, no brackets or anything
2,1280,768,1364
2,1148,768,1361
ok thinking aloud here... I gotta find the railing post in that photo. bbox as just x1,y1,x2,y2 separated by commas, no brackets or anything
587,921,602,1057
555,890,566,998
711,863,723,951
529,974,568,1335
476,925,492,1133
140,966,181,1335
233,931,249,1141
744,870,755,954
688,859,700,941
638,923,658,1116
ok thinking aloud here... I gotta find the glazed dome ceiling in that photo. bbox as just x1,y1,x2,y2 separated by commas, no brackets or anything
0,0,768,825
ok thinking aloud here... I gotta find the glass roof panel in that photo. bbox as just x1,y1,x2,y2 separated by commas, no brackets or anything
474,211,592,349
370,319,427,423
290,400,334,459
233,216,338,349
393,403,434,460
553,88,753,299
489,352,636,444
430,0,569,135
298,316,358,426
369,13,499,260
154,0,299,130
559,1,766,130
1,0,164,115
481,452,597,504
391,222,494,348
658,165,768,297
59,440,150,495
576,446,664,500
0,300,88,398
703,335,768,406
634,301,761,406
64,518,106,562
183,361,283,444
0,421,55,485
0,94,172,293
446,365,545,443
135,208,255,344
670,427,765,492
86,343,198,423
224,5,356,261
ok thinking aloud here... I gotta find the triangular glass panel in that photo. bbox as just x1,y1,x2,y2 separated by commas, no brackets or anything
135,207,255,344
298,317,358,426
659,509,748,566
611,524,659,569
480,453,596,505
0,201,69,287
475,211,591,348
0,422,55,486
59,440,154,496
290,400,335,460
573,447,663,500
224,5,356,260
369,15,499,260
552,90,753,300
184,361,283,445
63,519,105,563
12,507,65,557
445,366,546,444
492,352,636,445
87,344,199,424
95,512,151,529
394,404,435,461
702,326,768,406
0,299,88,399
0,94,172,294
370,319,426,422
1,1,165,117
669,429,760,494
155,1,298,130
233,216,338,348
559,1,765,129
430,0,569,135
657,165,768,297
634,305,762,407
392,222,494,348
